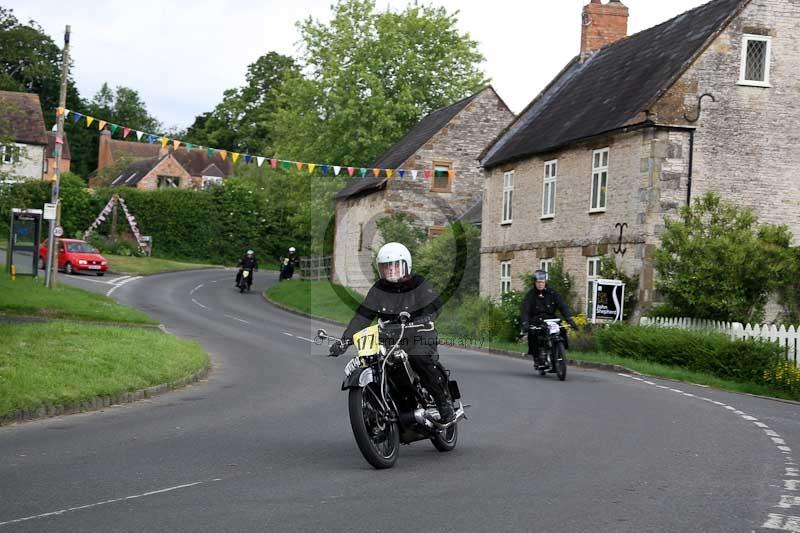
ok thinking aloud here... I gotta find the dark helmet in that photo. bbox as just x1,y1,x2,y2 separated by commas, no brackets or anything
532,269,548,283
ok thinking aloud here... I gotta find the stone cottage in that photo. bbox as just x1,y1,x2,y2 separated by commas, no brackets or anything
110,152,192,190
479,0,800,318
0,91,61,181
332,86,514,293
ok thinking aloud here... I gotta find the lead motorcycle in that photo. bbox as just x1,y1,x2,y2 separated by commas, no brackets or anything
317,317,466,469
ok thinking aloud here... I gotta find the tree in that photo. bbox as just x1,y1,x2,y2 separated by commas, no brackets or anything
185,52,298,154
415,222,480,300
270,0,488,166
655,192,795,323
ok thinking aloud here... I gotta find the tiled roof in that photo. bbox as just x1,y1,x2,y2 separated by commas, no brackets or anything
371,88,489,169
111,156,162,186
0,91,48,145
108,138,160,161
457,200,482,225
482,0,747,168
172,149,232,177
333,177,388,201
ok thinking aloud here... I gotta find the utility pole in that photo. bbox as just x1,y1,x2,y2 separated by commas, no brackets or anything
45,25,70,289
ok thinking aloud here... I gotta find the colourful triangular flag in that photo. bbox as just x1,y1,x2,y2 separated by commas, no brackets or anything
411,170,419,180
135,130,143,141
321,165,329,175
270,159,278,169
295,161,304,171
333,166,341,176
56,107,64,116
372,168,380,177
423,169,432,180
72,112,82,124
386,169,393,178
148,134,156,144
399,170,405,178
257,156,265,167
186,143,193,150
219,150,228,161
360,168,368,177
207,147,214,157
244,154,252,164
231,152,239,163
98,120,107,130
281,161,290,170
448,169,455,178
172,140,181,150
160,137,169,148
86,116,94,127
308,163,316,174
110,124,118,135
347,167,355,177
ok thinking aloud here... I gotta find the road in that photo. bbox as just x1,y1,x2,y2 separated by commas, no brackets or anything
2,267,800,532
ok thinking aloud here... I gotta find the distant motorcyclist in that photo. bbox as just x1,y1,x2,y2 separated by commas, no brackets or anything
328,242,455,423
235,250,258,288
520,269,578,372
278,246,297,281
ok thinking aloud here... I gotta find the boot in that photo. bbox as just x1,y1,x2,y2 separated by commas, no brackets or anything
435,397,456,424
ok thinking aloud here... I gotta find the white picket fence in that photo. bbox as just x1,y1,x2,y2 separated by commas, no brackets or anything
640,316,799,366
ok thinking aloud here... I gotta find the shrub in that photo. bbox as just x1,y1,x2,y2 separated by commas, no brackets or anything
595,324,787,387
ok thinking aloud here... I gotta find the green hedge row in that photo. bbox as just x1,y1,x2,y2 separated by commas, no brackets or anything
595,324,787,384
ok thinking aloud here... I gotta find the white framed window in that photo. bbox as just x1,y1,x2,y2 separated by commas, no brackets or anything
501,171,514,224
739,34,772,87
586,256,602,315
590,148,609,212
202,176,223,189
542,160,557,218
1,145,16,164
539,258,553,275
157,175,180,188
500,261,512,294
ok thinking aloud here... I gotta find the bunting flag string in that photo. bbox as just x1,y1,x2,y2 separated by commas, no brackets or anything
60,106,449,182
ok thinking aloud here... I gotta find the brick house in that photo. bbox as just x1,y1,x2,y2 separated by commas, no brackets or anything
0,91,50,181
109,153,192,190
97,130,232,189
479,0,799,319
332,86,514,293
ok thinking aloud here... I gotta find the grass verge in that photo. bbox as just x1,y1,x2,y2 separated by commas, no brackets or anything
266,279,363,323
106,254,220,276
266,279,797,402
0,272,155,324
0,321,209,418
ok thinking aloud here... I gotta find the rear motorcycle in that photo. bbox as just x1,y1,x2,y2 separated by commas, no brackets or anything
317,318,467,469
237,268,252,293
528,318,568,381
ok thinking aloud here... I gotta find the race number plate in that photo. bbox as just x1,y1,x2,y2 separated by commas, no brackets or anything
353,325,380,357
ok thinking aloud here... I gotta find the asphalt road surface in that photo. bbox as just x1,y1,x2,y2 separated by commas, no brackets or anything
2,268,800,532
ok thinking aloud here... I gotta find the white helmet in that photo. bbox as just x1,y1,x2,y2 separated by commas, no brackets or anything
246,250,254,255
376,242,411,283
289,246,296,253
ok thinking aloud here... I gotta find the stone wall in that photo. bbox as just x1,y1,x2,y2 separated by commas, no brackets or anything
1,143,44,180
137,156,191,191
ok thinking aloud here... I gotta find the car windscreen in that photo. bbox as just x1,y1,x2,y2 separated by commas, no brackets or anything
66,242,99,253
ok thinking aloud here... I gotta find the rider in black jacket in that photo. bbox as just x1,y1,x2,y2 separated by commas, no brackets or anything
520,269,578,371
328,242,455,423
235,250,258,288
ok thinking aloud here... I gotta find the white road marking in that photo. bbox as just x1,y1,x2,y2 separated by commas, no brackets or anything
669,388,684,394
774,438,788,445
0,479,221,527
786,480,800,491
224,314,251,325
768,430,782,437
763,513,800,531
643,380,655,385
780,446,794,453
106,276,142,296
283,332,295,337
191,298,210,310
787,468,800,477
755,422,770,428
296,336,316,343
190,284,204,295
778,496,800,509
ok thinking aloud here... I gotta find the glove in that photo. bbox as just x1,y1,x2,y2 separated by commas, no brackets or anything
328,340,347,357
567,319,579,330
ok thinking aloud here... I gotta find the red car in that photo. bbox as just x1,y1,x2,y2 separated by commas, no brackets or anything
39,238,108,276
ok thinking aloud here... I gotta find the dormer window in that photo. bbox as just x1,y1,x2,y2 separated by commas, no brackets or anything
739,34,771,87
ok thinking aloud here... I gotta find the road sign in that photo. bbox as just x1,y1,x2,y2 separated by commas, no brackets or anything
44,203,57,220
53,226,64,237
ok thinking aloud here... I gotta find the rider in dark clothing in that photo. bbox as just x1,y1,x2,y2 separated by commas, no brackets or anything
520,269,578,371
328,242,455,423
235,250,258,288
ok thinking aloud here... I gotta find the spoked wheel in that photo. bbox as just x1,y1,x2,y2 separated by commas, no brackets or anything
348,383,399,469
431,402,459,452
553,343,567,381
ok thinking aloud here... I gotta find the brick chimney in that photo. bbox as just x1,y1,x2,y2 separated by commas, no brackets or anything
580,0,629,61
98,129,113,170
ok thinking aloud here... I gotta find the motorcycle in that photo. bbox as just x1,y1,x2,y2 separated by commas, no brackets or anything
317,317,467,469
237,268,252,293
528,318,568,381
278,257,295,281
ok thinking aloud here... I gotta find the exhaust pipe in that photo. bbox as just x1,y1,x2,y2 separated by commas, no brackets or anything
419,405,466,431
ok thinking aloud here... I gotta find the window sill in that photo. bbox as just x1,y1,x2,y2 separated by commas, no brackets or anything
540,215,554,220
588,209,606,215
430,189,452,194
500,221,513,226
737,80,771,88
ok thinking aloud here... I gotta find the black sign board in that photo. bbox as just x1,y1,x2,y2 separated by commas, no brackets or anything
591,279,625,323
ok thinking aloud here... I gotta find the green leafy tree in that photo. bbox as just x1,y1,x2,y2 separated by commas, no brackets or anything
415,221,481,300
655,192,795,323
185,52,298,154
271,0,487,165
